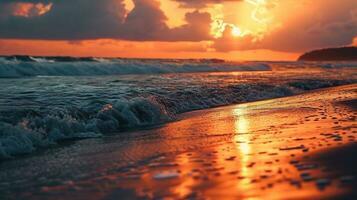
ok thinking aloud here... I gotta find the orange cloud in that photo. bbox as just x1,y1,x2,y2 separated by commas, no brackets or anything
174,0,243,8
353,36,357,46
212,0,357,52
11,2,52,17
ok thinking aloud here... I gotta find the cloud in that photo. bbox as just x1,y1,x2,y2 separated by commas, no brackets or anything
212,0,357,52
212,26,259,52
0,0,356,53
118,0,169,40
173,0,243,8
0,0,213,41
0,0,127,39
352,36,357,46
167,11,212,41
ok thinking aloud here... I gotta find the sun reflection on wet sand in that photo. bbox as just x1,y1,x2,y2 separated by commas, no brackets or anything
172,154,196,198
233,105,254,191
106,86,356,199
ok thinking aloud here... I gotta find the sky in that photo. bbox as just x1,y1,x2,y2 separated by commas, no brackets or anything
0,0,356,61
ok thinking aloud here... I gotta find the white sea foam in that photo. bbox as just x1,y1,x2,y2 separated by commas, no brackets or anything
0,60,355,159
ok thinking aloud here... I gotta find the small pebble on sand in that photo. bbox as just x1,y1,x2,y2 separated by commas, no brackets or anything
315,179,331,190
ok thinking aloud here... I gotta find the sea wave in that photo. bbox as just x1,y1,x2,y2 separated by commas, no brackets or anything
0,56,270,77
0,78,355,159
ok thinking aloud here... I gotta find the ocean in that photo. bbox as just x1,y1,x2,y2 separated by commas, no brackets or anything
0,56,356,159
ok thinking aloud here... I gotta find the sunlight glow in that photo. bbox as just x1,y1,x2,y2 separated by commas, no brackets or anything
232,26,243,37
245,0,275,24
173,154,195,198
232,105,254,190
210,0,276,39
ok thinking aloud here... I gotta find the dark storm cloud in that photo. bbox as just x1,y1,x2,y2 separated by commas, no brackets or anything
167,11,212,41
0,0,213,41
0,0,127,39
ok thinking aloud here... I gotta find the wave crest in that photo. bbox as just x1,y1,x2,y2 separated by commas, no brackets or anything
0,57,270,77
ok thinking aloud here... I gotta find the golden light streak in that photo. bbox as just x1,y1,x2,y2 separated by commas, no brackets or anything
232,105,254,190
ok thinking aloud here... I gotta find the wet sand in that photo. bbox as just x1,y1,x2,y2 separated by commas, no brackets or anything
0,84,357,200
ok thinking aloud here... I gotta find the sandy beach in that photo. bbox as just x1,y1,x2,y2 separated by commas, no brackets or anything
0,83,356,200
1,1,356,199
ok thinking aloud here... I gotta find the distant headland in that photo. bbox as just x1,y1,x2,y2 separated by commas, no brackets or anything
298,47,357,61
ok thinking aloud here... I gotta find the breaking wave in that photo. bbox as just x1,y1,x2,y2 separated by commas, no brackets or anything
0,77,355,159
0,56,270,78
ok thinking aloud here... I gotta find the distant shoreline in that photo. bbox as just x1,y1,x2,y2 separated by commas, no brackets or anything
298,47,357,61
0,55,226,63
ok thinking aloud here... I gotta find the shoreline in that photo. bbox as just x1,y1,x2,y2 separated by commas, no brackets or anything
0,84,356,161
0,83,356,199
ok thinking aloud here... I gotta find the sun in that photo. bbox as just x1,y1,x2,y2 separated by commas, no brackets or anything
210,0,276,39
231,27,243,37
